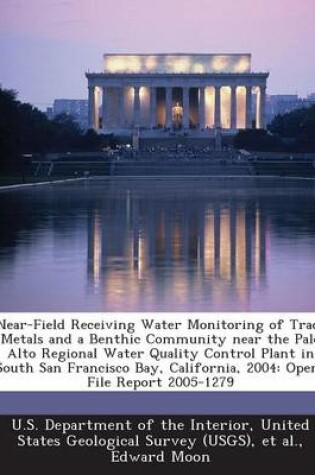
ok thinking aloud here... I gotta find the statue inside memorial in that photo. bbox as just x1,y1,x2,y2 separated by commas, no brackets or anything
172,102,183,129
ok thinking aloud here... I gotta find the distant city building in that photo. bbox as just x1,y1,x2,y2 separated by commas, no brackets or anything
267,95,300,123
47,99,89,129
45,106,53,121
86,53,269,137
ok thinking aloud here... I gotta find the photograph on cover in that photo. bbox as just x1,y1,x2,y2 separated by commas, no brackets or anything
0,0,315,471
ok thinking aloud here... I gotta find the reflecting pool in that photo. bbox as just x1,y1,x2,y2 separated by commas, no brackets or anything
0,177,314,311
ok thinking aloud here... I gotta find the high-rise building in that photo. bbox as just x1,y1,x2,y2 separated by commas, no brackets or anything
48,99,89,129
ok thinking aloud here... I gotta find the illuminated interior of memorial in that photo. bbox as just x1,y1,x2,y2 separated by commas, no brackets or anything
86,54,269,133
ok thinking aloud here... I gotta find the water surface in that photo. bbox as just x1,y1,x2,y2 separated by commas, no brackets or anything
0,177,314,311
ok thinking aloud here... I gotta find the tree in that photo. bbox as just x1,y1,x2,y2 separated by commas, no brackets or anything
0,88,21,167
18,102,54,153
269,105,315,151
50,113,82,151
0,87,53,167
234,105,315,152
234,129,281,151
0,86,105,170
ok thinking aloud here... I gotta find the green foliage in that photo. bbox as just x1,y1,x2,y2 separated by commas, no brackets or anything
0,86,103,169
234,105,315,152
18,102,54,154
234,129,281,151
0,88,21,166
269,105,315,151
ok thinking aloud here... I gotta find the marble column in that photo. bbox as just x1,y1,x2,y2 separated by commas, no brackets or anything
199,87,205,129
102,87,107,130
88,86,96,129
165,87,172,128
133,86,140,127
259,86,267,129
118,87,124,127
246,86,252,129
214,86,221,128
230,86,237,130
150,87,157,128
183,87,189,128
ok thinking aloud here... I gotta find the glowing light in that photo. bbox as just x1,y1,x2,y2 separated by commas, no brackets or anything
256,87,262,129
236,209,247,302
255,208,261,280
105,55,141,73
212,56,229,72
145,55,157,71
172,102,183,125
220,209,231,280
193,63,205,73
103,54,251,74
172,223,182,260
138,231,147,280
127,56,142,73
105,57,126,73
93,87,101,128
236,86,246,129
205,87,215,128
234,56,251,73
167,56,191,73
204,209,214,275
220,87,231,129
92,213,102,288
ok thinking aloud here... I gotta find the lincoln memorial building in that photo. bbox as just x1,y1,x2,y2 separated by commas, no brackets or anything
86,54,269,135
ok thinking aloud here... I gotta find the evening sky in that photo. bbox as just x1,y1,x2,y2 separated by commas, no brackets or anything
0,0,314,109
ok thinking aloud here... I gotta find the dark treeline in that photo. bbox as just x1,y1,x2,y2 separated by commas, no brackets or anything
234,104,315,152
0,87,110,170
